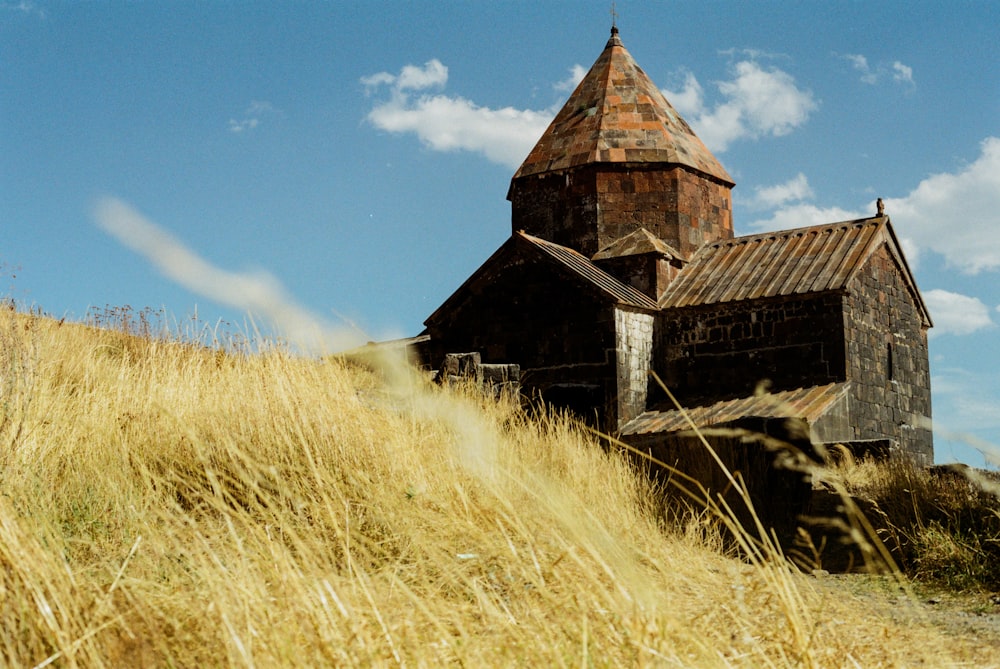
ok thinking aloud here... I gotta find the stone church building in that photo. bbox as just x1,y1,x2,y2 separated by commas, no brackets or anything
415,27,933,466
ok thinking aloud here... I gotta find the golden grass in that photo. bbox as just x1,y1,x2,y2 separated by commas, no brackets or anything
821,450,1000,592
0,306,995,667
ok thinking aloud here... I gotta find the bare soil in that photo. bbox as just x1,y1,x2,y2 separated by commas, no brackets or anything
810,572,1000,664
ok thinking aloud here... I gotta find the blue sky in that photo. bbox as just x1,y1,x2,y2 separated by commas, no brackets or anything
3,2,999,466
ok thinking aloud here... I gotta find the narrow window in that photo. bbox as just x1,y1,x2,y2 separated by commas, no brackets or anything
887,342,895,382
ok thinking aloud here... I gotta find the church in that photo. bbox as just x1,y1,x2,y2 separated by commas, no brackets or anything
415,27,933,466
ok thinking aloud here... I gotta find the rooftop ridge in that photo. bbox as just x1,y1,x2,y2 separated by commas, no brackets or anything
707,216,887,250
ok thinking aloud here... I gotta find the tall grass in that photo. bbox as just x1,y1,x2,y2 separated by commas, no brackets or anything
824,452,1000,591
0,305,994,666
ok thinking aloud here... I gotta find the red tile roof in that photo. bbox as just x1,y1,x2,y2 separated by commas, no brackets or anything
512,28,733,185
592,227,683,260
621,383,850,436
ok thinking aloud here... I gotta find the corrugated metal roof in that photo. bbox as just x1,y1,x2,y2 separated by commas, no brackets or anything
512,28,733,185
620,383,850,436
660,217,888,309
517,232,658,310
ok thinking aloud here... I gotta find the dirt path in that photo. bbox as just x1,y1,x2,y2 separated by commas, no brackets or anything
808,572,1000,664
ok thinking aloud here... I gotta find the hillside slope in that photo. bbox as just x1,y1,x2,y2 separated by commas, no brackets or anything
0,306,994,666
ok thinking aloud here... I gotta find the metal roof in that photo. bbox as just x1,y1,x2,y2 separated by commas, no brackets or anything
660,216,893,307
511,28,733,185
517,232,658,310
424,233,658,327
620,383,850,436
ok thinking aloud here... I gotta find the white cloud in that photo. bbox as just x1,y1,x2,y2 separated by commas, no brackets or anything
228,100,276,134
844,53,877,84
362,59,448,92
884,137,1000,274
748,173,813,209
899,236,921,271
554,64,587,92
368,96,551,168
662,71,704,117
923,289,994,337
362,60,552,168
747,137,1000,275
363,53,817,167
228,118,259,133
664,61,817,152
745,202,862,234
719,62,815,135
842,53,915,87
892,61,914,84
92,197,366,354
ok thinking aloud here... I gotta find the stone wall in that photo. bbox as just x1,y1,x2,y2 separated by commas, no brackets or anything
626,422,814,542
594,254,682,301
655,293,847,406
423,254,623,429
843,244,933,461
435,352,521,397
509,164,733,258
614,307,654,428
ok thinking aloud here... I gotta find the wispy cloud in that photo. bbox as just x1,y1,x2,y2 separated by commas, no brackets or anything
663,60,817,152
841,53,915,88
923,289,994,337
228,100,277,134
362,60,552,169
844,54,877,84
892,61,914,84
92,197,365,354
362,59,448,91
932,366,1000,438
2,1,46,18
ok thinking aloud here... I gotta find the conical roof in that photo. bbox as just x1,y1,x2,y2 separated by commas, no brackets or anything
513,27,733,185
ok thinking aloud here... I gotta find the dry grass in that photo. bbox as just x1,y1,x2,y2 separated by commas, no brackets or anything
824,451,1000,591
0,305,996,667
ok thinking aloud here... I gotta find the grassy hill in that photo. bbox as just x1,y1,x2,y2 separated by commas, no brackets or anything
0,305,996,666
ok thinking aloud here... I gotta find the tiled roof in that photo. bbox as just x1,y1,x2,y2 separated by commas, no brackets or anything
659,216,930,326
516,232,658,310
512,28,733,185
592,227,683,260
620,383,850,436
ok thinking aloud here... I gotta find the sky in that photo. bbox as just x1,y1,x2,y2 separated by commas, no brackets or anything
3,2,999,466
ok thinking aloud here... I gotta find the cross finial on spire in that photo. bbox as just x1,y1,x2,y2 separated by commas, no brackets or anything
611,3,619,30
